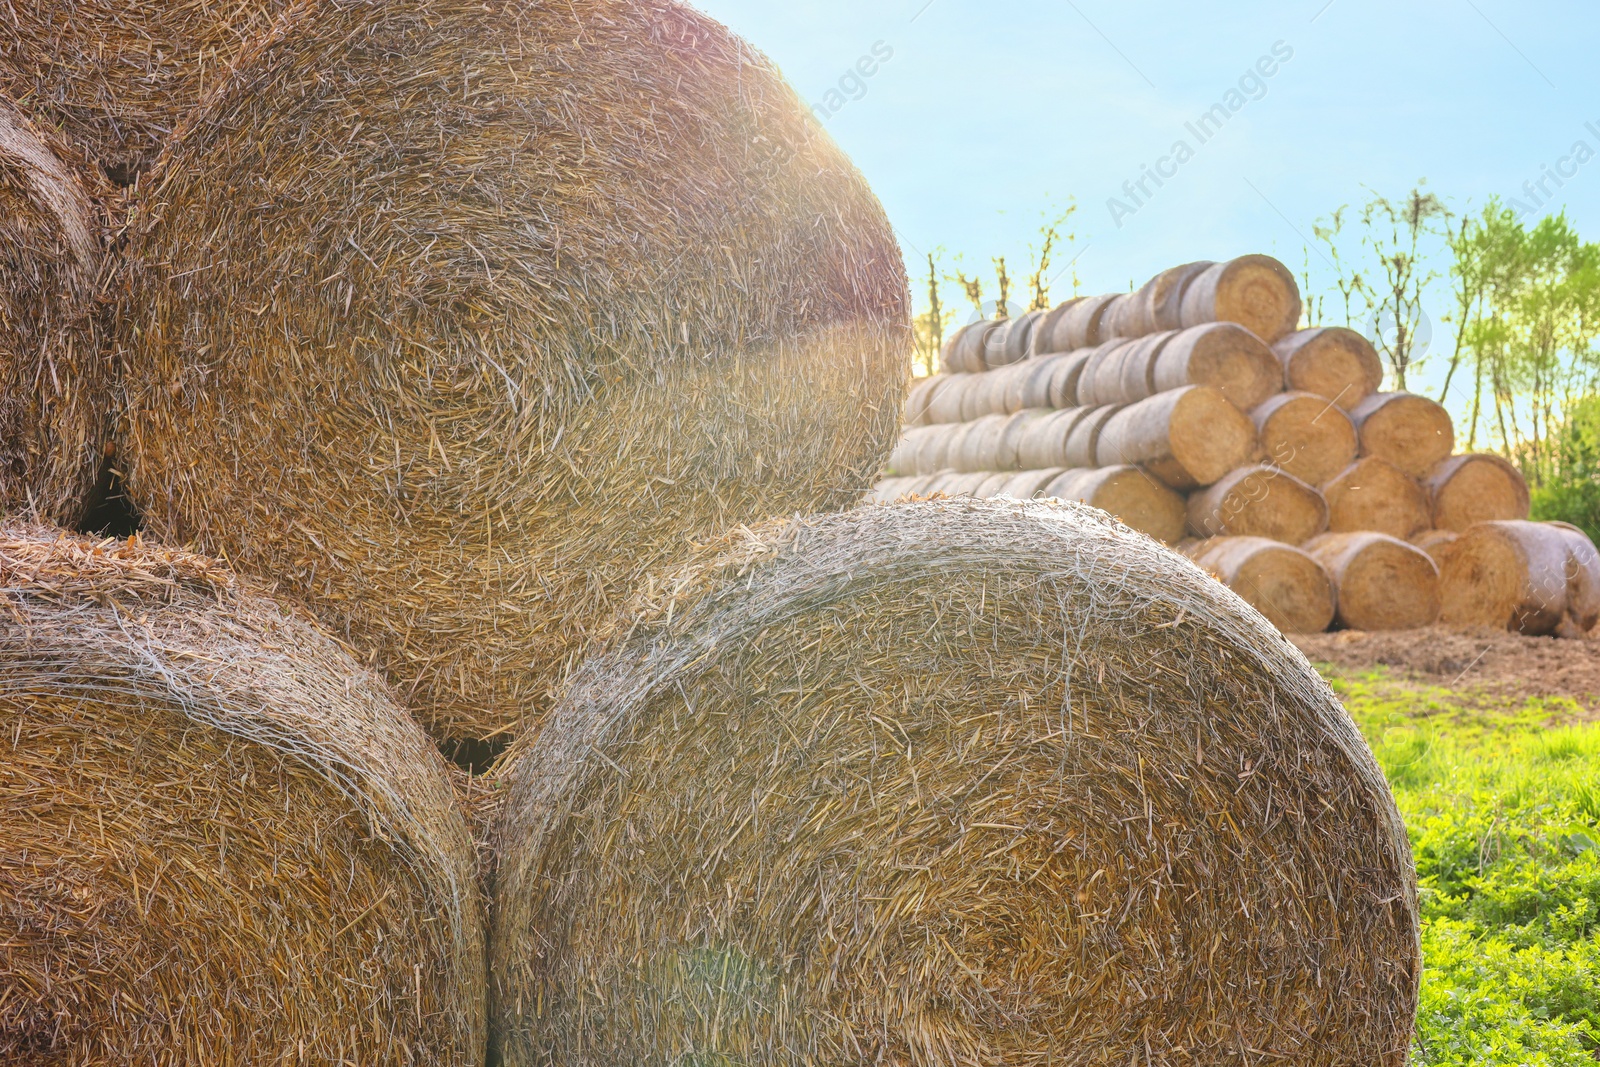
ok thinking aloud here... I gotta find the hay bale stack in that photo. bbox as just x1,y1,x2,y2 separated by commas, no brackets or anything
1323,457,1431,540
1423,454,1531,531
1042,465,1187,542
0,99,111,524
1150,322,1282,410
490,500,1420,1067
1096,386,1258,490
121,0,909,745
1271,328,1384,410
1188,465,1329,543
1251,392,1358,487
1305,532,1440,632
1013,407,1088,470
0,526,484,1063
1438,520,1600,637
1181,536,1336,634
1037,292,1120,352
1350,392,1455,478
0,2,297,182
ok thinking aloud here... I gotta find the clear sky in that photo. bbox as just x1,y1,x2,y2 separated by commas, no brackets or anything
688,0,1600,401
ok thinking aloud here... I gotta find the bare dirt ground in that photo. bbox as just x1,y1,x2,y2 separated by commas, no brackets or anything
1293,626,1600,716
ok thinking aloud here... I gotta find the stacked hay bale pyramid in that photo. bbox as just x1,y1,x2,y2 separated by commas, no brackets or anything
875,254,1600,636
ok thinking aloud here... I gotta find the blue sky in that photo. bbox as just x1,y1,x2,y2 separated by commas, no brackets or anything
689,0,1600,403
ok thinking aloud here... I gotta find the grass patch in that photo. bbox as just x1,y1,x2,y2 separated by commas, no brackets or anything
1329,666,1600,1065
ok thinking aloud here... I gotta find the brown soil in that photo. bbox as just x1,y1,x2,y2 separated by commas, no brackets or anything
1294,626,1600,715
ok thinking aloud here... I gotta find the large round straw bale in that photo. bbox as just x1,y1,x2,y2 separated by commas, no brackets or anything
1411,528,1460,567
972,471,1016,498
1030,297,1083,355
1179,254,1302,342
885,426,941,476
1048,349,1092,407
941,320,999,374
1076,339,1141,406
927,374,973,423
1438,520,1600,637
993,408,1047,470
995,467,1068,499
1053,292,1121,351
1252,391,1359,487
995,310,1045,367
1323,456,1431,540
489,500,1419,1067
1064,403,1125,468
1152,321,1282,411
1096,386,1258,490
1349,392,1455,478
904,375,947,426
1044,465,1186,542
914,424,962,477
0,526,484,1062
1271,328,1383,410
1305,532,1440,632
951,413,1008,473
121,0,908,745
1423,453,1530,531
1181,536,1336,634
0,99,111,525
1143,260,1215,331
1100,290,1147,338
1115,330,1179,402
1015,407,1089,470
0,2,296,182
1188,465,1329,543
1016,353,1067,409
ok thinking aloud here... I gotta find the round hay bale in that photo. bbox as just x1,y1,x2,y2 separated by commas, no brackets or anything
995,310,1045,367
1438,520,1600,637
884,426,942,477
1114,330,1179,403
904,375,947,426
1015,353,1068,409
1251,391,1359,487
489,500,1420,1067
1048,349,1092,408
0,2,297,182
1043,465,1187,543
971,471,1016,499
1076,338,1142,407
1178,254,1302,343
1029,297,1083,356
1014,407,1089,471
992,408,1045,471
1423,453,1530,531
943,320,1003,374
0,526,484,1062
996,466,1068,499
1305,532,1440,632
1054,292,1121,351
1271,328,1383,410
1188,465,1329,543
1322,457,1431,540
1181,536,1336,634
1152,322,1282,411
0,98,112,525
913,424,962,477
866,476,918,504
1100,291,1147,338
1410,528,1460,567
1063,403,1125,469
1097,386,1258,490
927,374,974,423
951,413,1008,473
121,0,909,745
1349,392,1455,478
1143,260,1215,331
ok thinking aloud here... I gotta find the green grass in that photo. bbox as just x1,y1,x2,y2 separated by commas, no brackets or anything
1330,667,1600,1065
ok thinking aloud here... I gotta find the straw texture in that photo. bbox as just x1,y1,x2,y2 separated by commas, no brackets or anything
0,97,112,524
0,525,485,1064
120,0,909,744
491,498,1419,1067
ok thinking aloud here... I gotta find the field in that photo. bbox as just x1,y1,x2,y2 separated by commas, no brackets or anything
1309,631,1600,1065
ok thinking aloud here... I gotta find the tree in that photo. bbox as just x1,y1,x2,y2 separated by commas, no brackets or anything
1359,185,1450,390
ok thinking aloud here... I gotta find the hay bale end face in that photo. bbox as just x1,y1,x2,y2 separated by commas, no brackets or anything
490,500,1419,1066
1350,392,1455,478
1423,453,1531,531
1271,328,1383,410
1097,385,1258,490
1251,391,1359,487
0,99,111,525
0,527,485,1063
1182,535,1336,633
122,0,909,745
1187,464,1329,543
1305,531,1440,632
1323,456,1431,541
